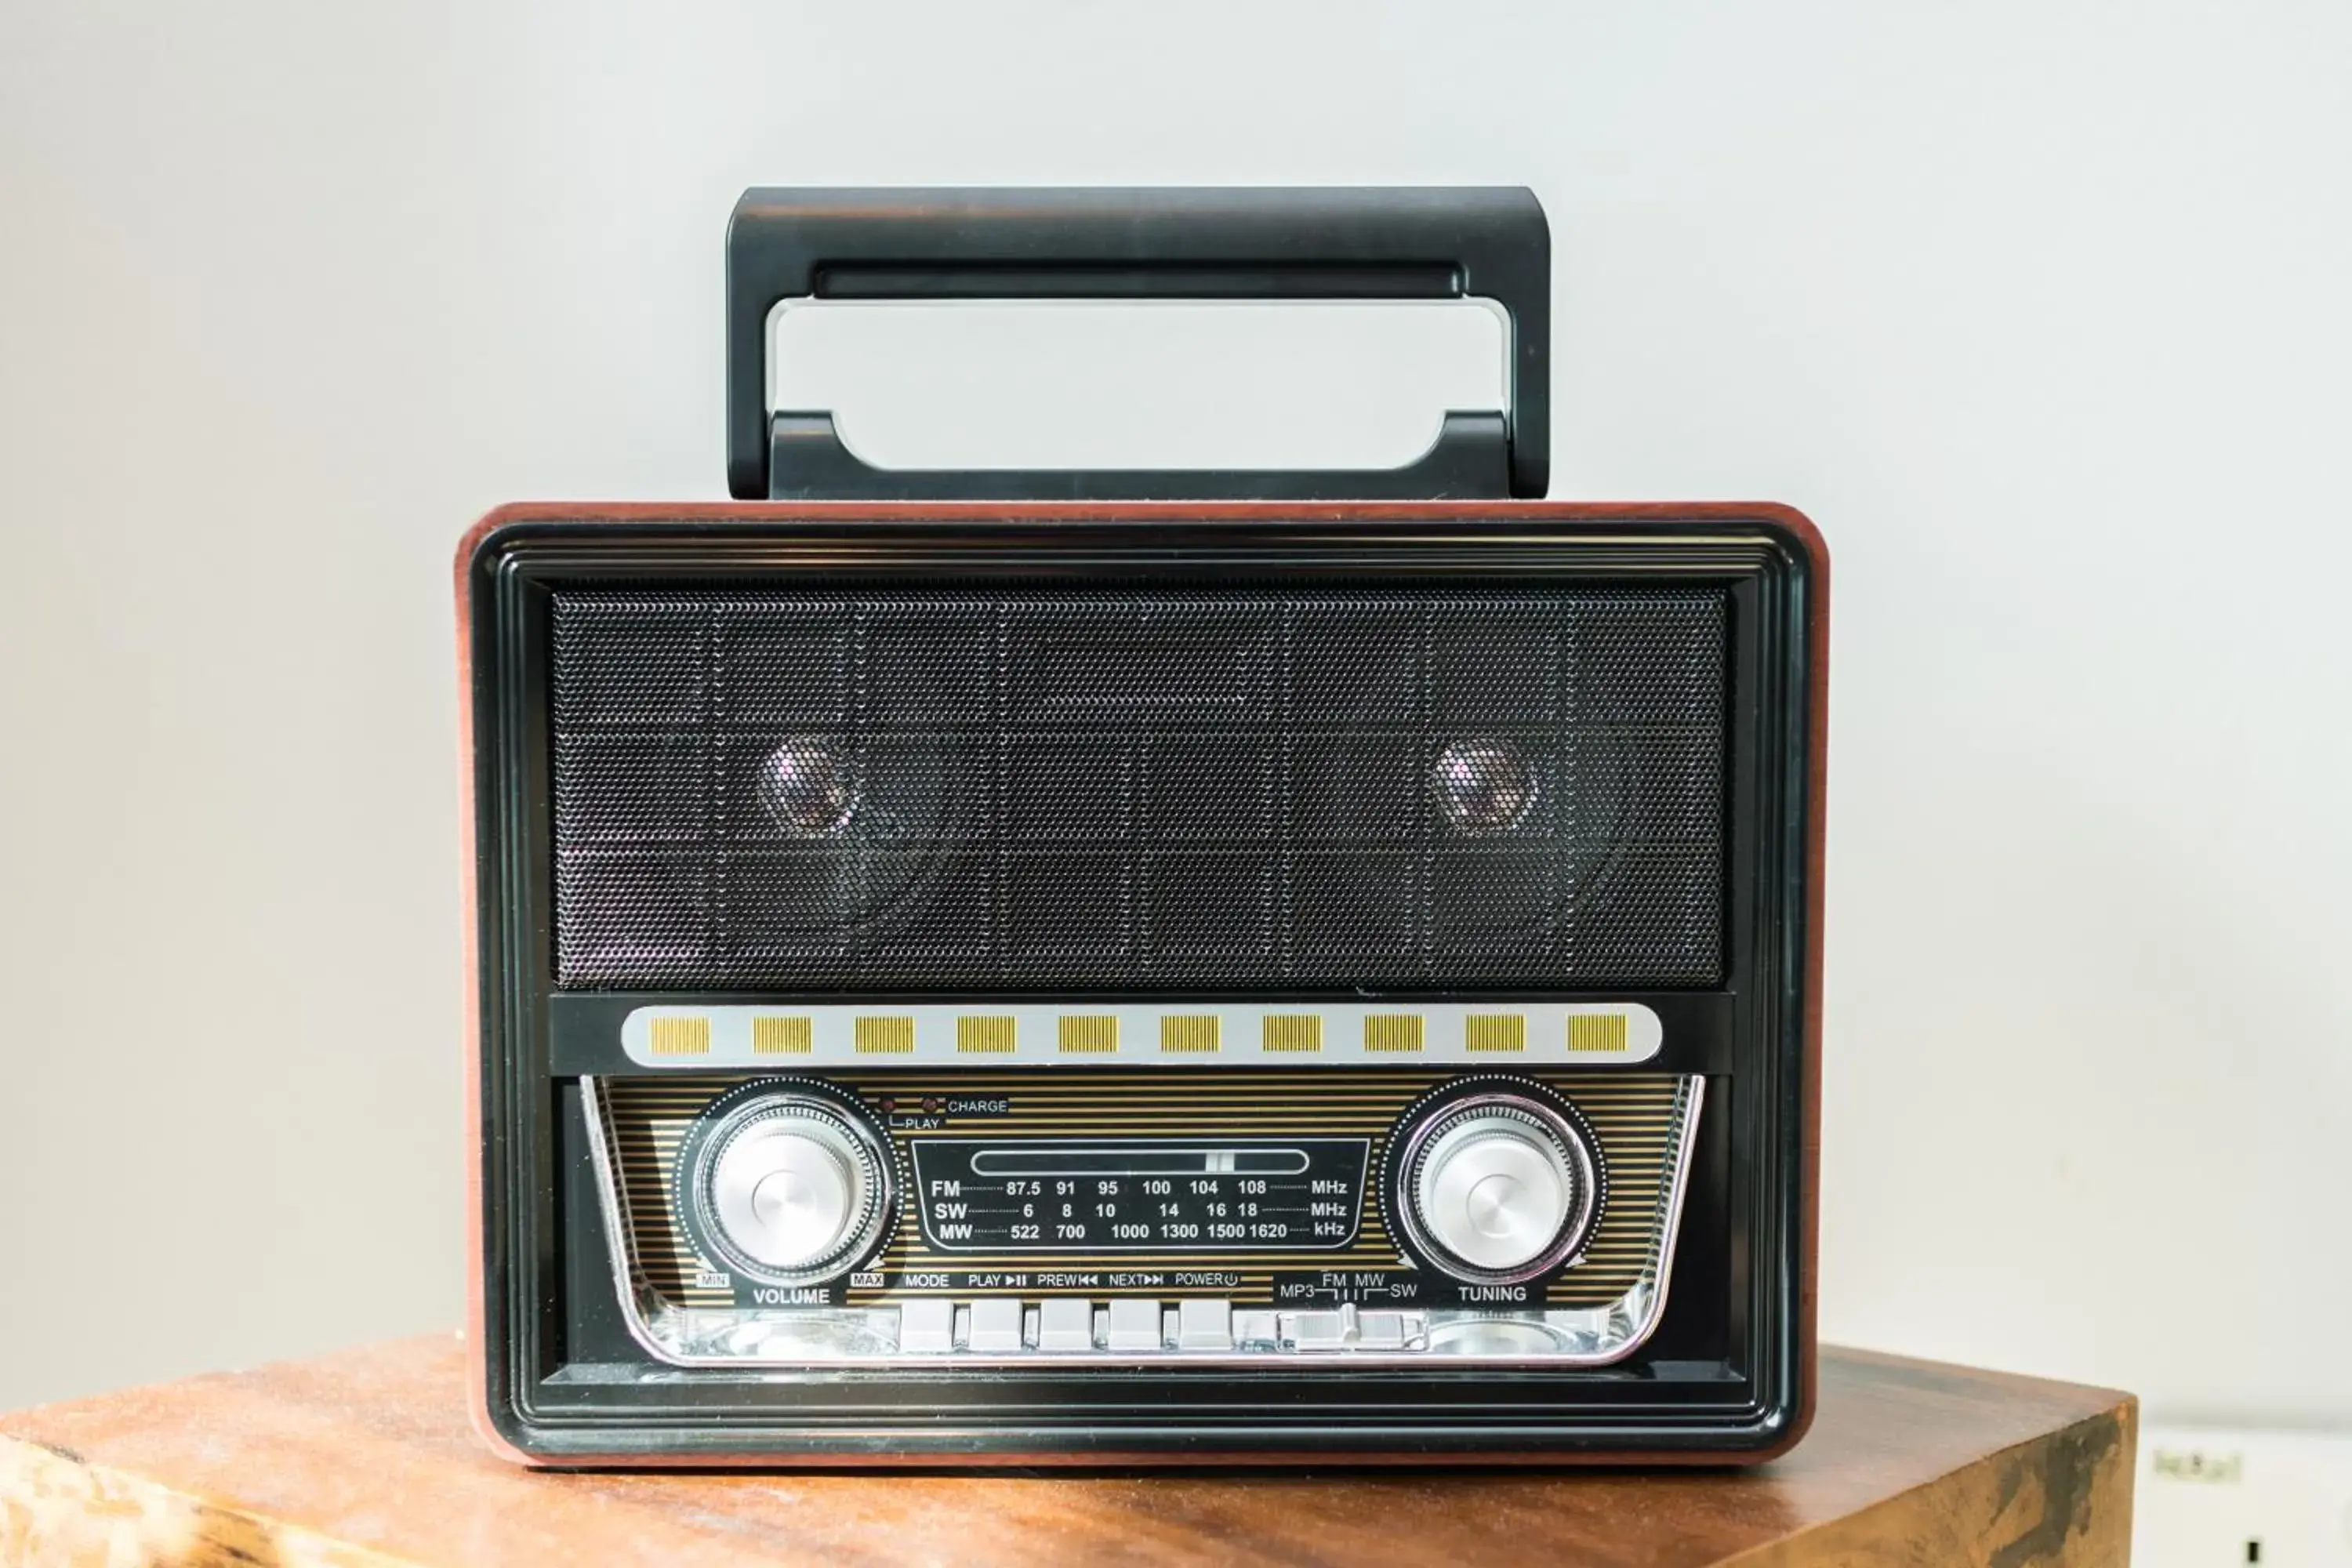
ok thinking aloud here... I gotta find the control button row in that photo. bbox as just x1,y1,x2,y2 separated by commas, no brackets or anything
892,1299,1429,1354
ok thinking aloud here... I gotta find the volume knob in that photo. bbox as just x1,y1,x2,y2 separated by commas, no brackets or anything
1394,1092,1600,1286
682,1087,893,1287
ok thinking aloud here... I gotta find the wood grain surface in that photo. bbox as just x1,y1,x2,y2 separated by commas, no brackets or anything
0,1335,2129,1566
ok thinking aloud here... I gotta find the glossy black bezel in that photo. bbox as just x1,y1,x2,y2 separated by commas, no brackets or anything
466,514,1816,1461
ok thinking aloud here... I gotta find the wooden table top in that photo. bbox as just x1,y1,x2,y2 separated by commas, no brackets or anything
0,1335,2132,1566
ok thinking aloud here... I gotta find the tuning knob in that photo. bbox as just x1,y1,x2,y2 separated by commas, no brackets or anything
679,1084,893,1288
1391,1088,1602,1286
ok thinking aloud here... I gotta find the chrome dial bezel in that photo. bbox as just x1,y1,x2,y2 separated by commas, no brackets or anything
1391,1089,1602,1287
679,1084,895,1290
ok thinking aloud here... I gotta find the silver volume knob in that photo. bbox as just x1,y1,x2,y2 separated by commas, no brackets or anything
685,1089,892,1287
1395,1093,1599,1285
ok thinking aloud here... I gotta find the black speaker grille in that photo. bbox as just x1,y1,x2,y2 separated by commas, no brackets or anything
550,584,1729,992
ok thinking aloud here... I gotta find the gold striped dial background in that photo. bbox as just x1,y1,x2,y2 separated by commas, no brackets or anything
599,1071,1694,1310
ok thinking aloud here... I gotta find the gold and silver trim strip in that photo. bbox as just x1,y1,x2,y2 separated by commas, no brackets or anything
622,1001,1664,1069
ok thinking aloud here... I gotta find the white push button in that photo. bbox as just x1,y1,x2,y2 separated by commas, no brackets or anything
1177,1299,1232,1350
967,1299,1024,1352
1038,1299,1095,1351
1105,1298,1162,1351
898,1299,955,1353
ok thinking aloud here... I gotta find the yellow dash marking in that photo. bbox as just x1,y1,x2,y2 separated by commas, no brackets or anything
1261,1014,1322,1054
1465,1014,1526,1054
957,1016,1017,1054
648,1017,710,1056
1059,1015,1119,1054
855,1016,915,1054
1567,1014,1630,1053
1363,1014,1425,1054
1160,1015,1221,1054
750,1016,812,1054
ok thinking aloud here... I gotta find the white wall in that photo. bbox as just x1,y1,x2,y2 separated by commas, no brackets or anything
2,0,2347,1423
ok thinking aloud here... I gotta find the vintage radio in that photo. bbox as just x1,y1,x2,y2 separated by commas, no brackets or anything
459,187,1826,1465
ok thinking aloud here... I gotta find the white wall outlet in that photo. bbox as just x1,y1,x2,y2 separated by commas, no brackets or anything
2135,1427,2352,1566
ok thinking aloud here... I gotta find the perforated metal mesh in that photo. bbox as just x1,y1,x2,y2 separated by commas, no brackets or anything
550,584,1728,991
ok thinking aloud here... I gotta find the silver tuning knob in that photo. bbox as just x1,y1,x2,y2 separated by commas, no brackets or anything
683,1088,892,1287
1393,1092,1599,1286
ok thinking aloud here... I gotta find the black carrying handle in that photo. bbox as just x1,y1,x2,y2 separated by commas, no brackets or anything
725,187,1550,502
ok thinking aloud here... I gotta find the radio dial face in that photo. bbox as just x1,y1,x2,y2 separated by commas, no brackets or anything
681,1085,893,1288
1392,1088,1602,1287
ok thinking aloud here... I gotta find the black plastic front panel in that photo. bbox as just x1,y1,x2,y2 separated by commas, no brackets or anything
468,514,1814,1460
